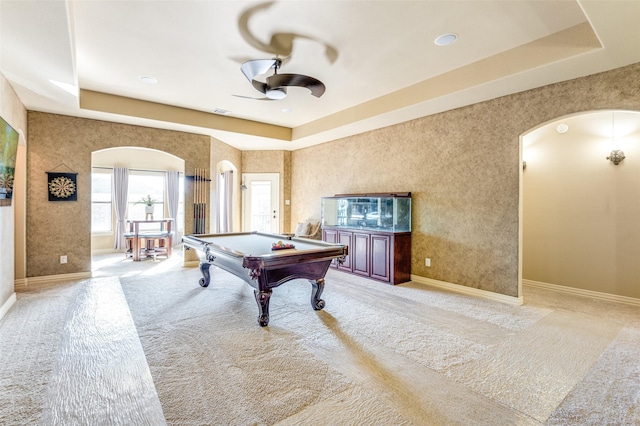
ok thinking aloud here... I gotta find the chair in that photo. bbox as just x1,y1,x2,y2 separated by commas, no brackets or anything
124,232,137,259
294,219,322,240
138,231,173,260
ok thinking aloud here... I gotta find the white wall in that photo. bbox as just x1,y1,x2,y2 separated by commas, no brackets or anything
0,71,27,319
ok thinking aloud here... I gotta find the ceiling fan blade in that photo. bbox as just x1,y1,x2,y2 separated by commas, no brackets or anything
240,59,278,82
268,73,326,98
251,79,268,95
232,94,274,101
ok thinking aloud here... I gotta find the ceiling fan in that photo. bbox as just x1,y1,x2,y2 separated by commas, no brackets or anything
238,58,325,100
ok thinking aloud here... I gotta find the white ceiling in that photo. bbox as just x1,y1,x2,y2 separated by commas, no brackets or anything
1,0,639,150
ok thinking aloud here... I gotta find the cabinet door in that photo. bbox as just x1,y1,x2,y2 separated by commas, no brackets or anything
323,229,337,244
323,229,339,268
352,232,370,276
370,234,390,282
337,231,352,271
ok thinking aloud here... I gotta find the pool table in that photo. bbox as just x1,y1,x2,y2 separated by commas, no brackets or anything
182,232,348,326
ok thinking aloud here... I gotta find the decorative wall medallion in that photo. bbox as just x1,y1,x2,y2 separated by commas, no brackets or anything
47,172,77,201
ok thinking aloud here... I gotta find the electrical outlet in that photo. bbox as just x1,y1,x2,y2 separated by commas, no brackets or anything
425,258,431,267
60,255,67,264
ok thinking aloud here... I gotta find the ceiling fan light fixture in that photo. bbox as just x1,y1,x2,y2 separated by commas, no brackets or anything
266,87,287,100
239,58,325,100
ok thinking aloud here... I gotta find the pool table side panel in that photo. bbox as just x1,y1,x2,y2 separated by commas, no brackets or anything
259,260,333,289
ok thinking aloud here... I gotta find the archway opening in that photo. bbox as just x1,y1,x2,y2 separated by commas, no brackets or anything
520,110,640,300
91,146,185,254
213,160,239,233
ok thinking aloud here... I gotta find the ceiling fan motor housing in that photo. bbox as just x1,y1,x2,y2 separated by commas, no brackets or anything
240,58,325,100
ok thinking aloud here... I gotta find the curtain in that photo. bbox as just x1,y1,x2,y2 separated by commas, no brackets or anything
113,167,129,250
166,171,179,245
217,170,233,233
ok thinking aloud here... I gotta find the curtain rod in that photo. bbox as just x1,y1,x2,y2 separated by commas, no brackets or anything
92,166,183,174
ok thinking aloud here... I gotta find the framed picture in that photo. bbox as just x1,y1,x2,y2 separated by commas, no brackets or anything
47,172,78,201
0,115,19,207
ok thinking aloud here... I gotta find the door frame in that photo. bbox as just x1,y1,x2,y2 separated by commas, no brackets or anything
241,173,280,233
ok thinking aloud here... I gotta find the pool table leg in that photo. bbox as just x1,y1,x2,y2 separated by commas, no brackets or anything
198,262,212,287
254,289,272,326
310,278,326,310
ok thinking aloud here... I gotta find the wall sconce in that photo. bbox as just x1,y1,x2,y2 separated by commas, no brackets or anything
607,150,625,165
607,112,625,166
606,112,625,165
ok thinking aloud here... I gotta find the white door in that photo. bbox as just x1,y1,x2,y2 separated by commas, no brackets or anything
242,173,279,233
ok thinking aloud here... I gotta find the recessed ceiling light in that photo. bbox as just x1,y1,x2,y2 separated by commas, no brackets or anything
139,76,157,84
213,108,231,115
556,123,569,134
282,108,293,114
434,33,458,46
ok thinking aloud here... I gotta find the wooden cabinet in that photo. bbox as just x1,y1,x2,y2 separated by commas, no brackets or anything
322,192,411,285
323,227,410,285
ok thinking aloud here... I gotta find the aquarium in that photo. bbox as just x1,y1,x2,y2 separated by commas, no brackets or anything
321,193,411,233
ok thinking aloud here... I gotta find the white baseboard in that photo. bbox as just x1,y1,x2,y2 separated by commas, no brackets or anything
411,274,523,305
14,272,92,291
523,279,640,306
91,248,121,255
0,293,17,321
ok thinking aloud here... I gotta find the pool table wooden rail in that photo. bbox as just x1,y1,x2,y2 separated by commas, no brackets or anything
182,232,348,326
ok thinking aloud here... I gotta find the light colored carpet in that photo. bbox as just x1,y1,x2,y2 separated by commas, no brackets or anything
0,276,165,426
42,277,166,425
0,282,77,424
1,252,640,425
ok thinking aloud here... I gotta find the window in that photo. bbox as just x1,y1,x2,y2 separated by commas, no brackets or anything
91,167,184,234
127,171,165,230
91,169,113,232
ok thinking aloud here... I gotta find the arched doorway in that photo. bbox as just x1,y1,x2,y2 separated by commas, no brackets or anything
213,160,239,233
91,147,185,253
520,110,640,300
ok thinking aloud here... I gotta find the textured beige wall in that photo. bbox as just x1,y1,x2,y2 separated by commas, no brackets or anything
241,150,291,233
523,111,640,298
27,112,210,277
0,72,27,308
292,63,640,297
